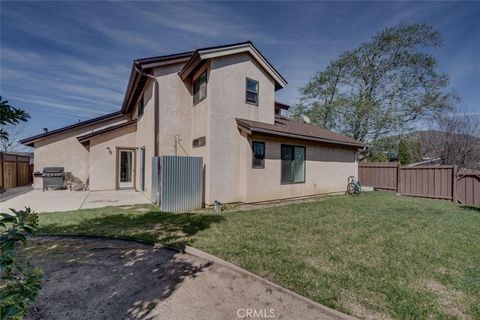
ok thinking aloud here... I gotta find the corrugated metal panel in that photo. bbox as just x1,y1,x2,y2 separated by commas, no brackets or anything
160,156,203,212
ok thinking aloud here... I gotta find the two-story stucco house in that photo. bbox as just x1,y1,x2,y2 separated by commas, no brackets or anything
20,41,364,205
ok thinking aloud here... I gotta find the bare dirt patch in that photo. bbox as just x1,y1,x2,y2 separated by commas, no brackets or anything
22,236,350,320
340,292,392,320
420,279,470,320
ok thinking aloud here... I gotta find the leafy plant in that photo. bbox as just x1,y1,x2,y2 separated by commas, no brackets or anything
0,208,41,320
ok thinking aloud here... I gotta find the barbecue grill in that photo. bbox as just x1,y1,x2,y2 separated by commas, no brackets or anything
42,167,65,190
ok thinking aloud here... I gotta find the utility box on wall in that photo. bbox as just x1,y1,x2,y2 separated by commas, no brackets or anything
151,155,203,212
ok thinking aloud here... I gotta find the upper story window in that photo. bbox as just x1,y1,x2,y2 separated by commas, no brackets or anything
252,141,265,168
193,71,207,105
281,145,305,184
246,78,259,105
137,95,144,118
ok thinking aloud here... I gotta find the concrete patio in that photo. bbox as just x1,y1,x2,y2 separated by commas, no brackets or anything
0,189,151,213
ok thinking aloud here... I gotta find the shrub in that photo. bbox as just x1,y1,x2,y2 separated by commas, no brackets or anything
0,208,41,320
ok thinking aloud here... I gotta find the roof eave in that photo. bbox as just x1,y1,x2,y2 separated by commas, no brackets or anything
236,119,364,149
76,120,137,143
19,111,124,147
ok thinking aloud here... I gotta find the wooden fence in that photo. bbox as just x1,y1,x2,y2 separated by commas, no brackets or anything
359,162,480,206
0,152,32,190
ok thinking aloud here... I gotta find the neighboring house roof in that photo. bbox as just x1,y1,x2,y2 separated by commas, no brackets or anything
76,119,137,145
20,111,124,147
122,41,287,113
236,115,365,148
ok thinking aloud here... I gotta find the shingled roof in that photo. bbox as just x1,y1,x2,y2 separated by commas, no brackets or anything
236,115,364,148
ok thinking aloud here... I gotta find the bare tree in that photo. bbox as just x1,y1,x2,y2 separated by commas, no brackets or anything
420,113,480,169
0,122,29,152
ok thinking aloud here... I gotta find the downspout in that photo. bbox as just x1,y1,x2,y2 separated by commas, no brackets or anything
134,63,161,206
134,63,159,157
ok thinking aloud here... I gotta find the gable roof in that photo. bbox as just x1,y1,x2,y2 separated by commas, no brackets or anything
121,50,195,113
20,111,124,147
122,41,287,113
178,41,287,90
236,115,365,148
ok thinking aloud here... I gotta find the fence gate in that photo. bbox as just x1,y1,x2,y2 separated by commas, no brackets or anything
1,152,32,190
152,155,203,212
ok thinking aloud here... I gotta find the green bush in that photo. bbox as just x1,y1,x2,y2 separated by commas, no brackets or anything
0,208,41,320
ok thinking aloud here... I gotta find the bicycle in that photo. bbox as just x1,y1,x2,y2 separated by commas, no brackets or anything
347,176,362,195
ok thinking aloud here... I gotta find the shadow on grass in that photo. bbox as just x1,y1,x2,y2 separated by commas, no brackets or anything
460,205,480,213
38,209,225,249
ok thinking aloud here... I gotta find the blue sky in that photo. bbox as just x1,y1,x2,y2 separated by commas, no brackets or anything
1,1,479,144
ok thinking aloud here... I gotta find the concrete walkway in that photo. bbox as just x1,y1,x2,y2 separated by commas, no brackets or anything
0,186,34,202
23,237,353,320
0,189,150,213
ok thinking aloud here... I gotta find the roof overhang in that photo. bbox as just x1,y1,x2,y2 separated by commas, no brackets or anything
236,119,365,149
179,42,287,90
20,111,124,147
121,51,194,113
275,101,290,111
77,119,137,146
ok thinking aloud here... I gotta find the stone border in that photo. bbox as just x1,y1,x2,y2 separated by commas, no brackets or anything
34,234,356,320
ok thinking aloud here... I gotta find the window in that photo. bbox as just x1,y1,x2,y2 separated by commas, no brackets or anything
245,78,259,105
252,141,265,168
193,71,207,105
137,95,144,117
192,136,206,148
281,145,305,183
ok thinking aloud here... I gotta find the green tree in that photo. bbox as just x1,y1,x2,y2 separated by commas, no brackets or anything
0,96,30,142
398,139,412,165
292,23,457,142
0,208,41,320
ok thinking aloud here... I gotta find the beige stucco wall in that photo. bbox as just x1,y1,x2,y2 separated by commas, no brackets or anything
88,124,137,191
155,62,193,157
206,53,276,204
132,80,155,199
241,135,358,203
32,115,130,189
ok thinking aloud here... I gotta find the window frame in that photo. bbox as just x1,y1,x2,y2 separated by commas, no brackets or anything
280,144,306,184
245,78,259,106
137,95,144,118
251,141,265,169
192,136,206,148
193,71,207,105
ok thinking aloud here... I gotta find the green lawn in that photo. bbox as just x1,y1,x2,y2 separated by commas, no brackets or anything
37,192,480,319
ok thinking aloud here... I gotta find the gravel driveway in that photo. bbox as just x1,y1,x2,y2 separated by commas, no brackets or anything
21,237,351,320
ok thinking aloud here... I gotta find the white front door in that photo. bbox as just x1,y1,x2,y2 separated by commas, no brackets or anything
118,149,134,189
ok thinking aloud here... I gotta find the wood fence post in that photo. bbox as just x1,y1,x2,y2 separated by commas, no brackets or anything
15,154,19,188
396,162,401,193
452,165,458,203
0,152,3,190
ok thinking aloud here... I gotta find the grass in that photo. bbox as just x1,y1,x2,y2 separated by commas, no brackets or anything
37,192,480,319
